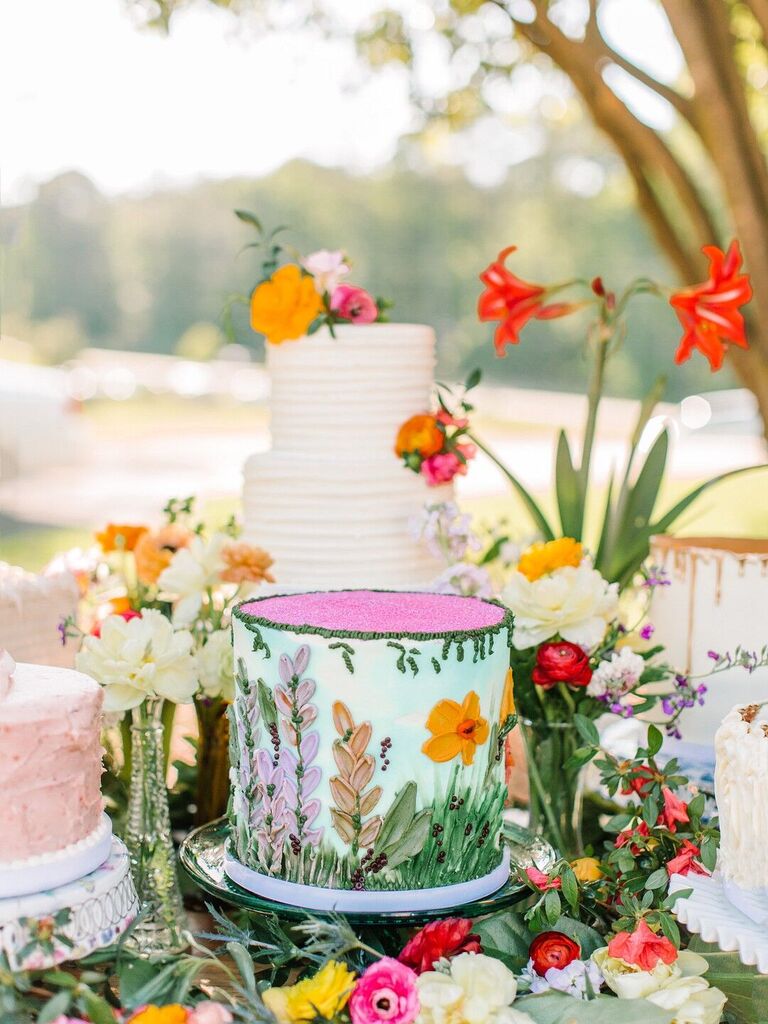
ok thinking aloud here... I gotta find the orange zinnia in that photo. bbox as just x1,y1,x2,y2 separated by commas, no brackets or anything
422,690,489,765
394,414,443,458
478,246,576,356
95,523,148,553
670,241,752,371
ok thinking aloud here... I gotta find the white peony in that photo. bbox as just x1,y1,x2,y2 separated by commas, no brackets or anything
158,532,228,626
196,628,234,702
416,953,531,1024
76,608,198,711
587,646,646,699
503,562,619,649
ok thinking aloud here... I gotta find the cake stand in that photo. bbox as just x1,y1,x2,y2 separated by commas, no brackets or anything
0,836,138,971
670,872,768,974
180,818,551,927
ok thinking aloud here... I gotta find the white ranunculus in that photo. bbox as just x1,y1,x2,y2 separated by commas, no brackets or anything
417,953,521,1024
197,628,234,701
158,532,228,626
503,562,619,649
646,976,727,1023
76,608,197,711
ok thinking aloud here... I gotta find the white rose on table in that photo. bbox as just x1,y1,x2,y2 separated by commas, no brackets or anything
196,628,234,702
76,608,197,711
504,561,619,649
417,953,533,1024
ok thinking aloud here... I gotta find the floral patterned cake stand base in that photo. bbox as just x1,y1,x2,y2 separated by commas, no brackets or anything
0,836,138,971
670,871,768,973
180,818,552,927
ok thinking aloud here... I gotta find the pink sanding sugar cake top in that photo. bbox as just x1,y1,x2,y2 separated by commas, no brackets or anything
239,589,506,635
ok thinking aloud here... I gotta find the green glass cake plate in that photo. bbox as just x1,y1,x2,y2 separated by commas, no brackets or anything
179,818,553,926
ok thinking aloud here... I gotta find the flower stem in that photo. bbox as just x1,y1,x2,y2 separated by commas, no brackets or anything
519,722,567,854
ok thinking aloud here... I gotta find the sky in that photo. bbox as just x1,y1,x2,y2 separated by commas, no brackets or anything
1,0,683,203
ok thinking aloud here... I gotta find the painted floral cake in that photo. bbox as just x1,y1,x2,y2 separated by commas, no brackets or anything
227,589,515,910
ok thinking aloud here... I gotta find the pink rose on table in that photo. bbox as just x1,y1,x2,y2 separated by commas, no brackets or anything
331,284,378,323
303,249,350,294
607,919,677,971
421,446,476,486
350,958,420,1024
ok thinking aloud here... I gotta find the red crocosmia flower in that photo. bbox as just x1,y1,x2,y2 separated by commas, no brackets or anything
670,240,752,371
532,641,592,690
525,866,562,891
398,917,482,974
608,919,677,971
667,840,709,878
658,786,689,833
478,246,576,356
615,820,651,856
529,931,581,976
91,609,141,637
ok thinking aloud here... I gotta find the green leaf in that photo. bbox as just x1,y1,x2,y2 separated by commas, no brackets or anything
593,469,616,574
80,990,119,1024
37,991,73,1023
544,888,561,925
560,865,579,912
380,808,432,868
645,867,670,891
227,941,257,995
473,912,533,970
622,428,669,534
555,429,584,538
563,745,597,771
687,938,768,1023
469,435,555,540
516,992,675,1023
465,366,482,391
647,723,663,757
375,782,418,853
234,208,262,231
574,713,600,747
701,836,718,872
552,915,605,956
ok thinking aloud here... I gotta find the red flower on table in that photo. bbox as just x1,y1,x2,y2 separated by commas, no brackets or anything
658,786,689,833
670,241,752,371
525,866,562,891
398,917,482,974
529,931,581,976
607,919,677,971
478,246,576,356
614,819,651,856
666,839,709,877
532,641,592,690
620,764,655,797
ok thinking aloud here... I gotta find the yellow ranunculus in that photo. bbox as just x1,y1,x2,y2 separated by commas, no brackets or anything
516,537,583,582
570,856,603,882
250,264,324,345
262,960,356,1023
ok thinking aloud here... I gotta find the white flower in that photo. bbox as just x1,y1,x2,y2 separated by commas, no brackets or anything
302,249,349,294
591,948,712,1005
76,608,197,711
411,501,482,563
433,562,493,598
158,532,228,626
646,975,726,1023
503,562,618,649
521,958,603,1000
587,646,646,699
417,953,527,1024
196,629,234,701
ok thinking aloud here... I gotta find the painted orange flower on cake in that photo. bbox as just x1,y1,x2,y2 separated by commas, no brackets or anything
422,690,489,765
250,264,324,345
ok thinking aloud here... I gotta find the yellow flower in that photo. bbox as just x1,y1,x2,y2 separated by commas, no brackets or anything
571,856,604,882
262,961,356,1023
516,537,583,582
500,667,515,722
127,1006,188,1024
423,690,489,766
250,264,324,345
95,523,148,553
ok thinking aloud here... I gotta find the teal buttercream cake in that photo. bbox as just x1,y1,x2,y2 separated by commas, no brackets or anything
226,589,515,911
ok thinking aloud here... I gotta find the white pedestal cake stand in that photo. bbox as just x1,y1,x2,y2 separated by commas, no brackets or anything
670,872,768,974
0,836,138,971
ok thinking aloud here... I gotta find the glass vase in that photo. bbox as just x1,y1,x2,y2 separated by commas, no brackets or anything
194,696,231,826
124,698,188,957
519,717,585,858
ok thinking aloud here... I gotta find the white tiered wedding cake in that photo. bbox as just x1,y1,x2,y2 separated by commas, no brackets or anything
243,323,446,587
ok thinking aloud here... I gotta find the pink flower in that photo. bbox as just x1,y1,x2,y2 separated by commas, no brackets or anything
51,1017,91,1024
331,284,378,324
607,919,677,971
187,1003,233,1024
420,446,476,486
350,958,419,1024
303,249,350,294
666,840,709,878
526,866,562,891
658,787,689,833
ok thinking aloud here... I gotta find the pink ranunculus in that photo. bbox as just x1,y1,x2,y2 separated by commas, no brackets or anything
302,249,350,294
50,1017,92,1024
420,447,475,486
330,284,378,324
187,1003,233,1024
350,958,420,1024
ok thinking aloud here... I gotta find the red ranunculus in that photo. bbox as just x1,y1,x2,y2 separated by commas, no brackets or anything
478,246,576,356
529,931,581,976
667,840,709,878
91,609,141,637
398,918,482,974
670,240,752,371
607,919,677,971
532,641,592,690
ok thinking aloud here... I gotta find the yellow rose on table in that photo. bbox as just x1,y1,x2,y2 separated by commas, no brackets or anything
262,960,356,1023
250,264,324,344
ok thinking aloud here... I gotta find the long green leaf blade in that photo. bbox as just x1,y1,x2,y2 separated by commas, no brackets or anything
555,429,584,539
469,434,555,540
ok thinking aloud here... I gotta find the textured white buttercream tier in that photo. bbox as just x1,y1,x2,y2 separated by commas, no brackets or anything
0,563,78,669
243,323,446,587
715,704,768,891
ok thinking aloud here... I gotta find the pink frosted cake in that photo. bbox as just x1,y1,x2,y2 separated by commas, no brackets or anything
227,589,515,911
0,653,111,897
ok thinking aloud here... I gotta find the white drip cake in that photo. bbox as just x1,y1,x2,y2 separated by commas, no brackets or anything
242,323,447,588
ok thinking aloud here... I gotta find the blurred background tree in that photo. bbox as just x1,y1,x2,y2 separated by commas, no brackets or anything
124,0,768,430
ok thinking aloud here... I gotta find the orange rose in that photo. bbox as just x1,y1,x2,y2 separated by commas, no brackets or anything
250,264,324,345
95,523,148,552
394,414,443,458
134,524,193,584
220,542,276,585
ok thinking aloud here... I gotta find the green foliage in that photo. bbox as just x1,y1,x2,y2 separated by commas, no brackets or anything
516,992,674,1023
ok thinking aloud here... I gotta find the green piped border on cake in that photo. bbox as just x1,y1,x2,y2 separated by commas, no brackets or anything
233,589,514,646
